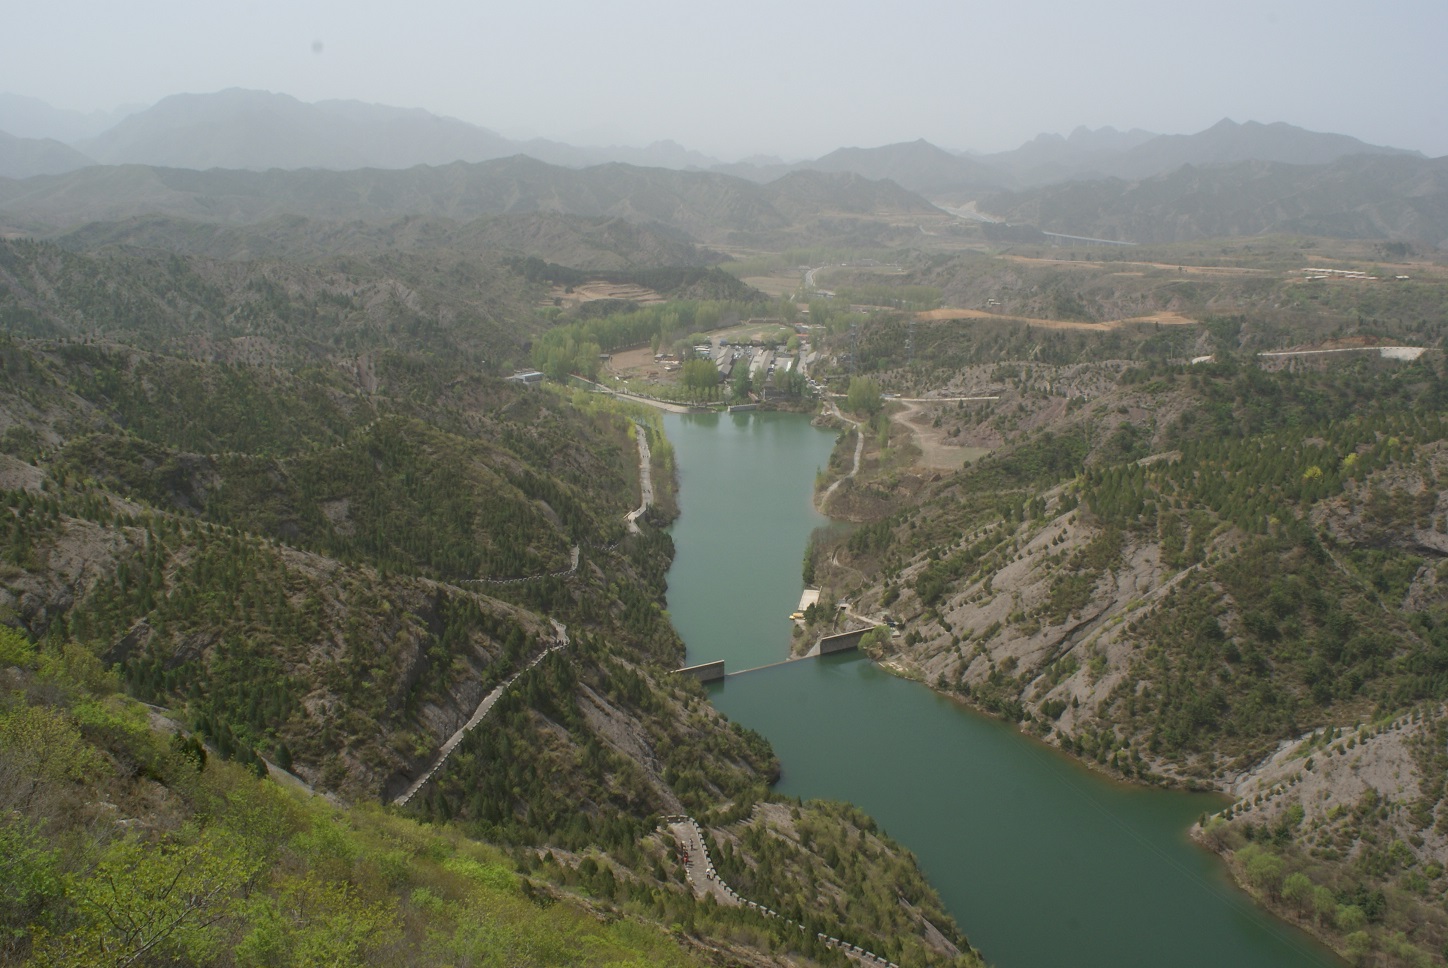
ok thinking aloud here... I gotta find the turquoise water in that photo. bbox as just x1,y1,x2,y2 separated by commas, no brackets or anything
662,410,1341,968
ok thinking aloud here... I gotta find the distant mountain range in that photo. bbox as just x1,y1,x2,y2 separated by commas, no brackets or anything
978,125,1159,176
0,154,942,248
1107,118,1416,177
0,92,138,142
0,130,94,179
0,89,1426,191
981,153,1448,247
0,88,1443,247
0,89,722,180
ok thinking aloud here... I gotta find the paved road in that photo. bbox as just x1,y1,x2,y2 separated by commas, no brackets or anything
892,395,999,403
1258,346,1426,361
804,264,837,297
610,388,698,414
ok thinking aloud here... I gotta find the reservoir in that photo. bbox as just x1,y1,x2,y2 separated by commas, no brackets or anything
663,410,1340,968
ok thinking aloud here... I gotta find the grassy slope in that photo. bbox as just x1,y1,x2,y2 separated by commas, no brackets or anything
0,626,743,968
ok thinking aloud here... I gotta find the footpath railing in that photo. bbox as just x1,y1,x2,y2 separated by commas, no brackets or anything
402,425,648,800
660,814,901,968
393,620,569,806
458,545,580,586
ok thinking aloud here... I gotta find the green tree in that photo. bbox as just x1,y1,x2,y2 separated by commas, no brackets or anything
1239,844,1285,897
1312,886,1337,925
772,368,807,398
1343,930,1372,961
234,873,399,968
1281,872,1314,909
731,365,752,401
681,358,719,400
0,704,103,815
0,817,61,956
34,831,261,967
1336,904,1368,933
846,376,883,416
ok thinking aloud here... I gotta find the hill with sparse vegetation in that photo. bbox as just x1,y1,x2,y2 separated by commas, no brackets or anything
799,296,1448,963
0,214,982,967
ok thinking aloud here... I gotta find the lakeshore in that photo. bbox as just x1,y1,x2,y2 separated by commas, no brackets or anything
662,409,1341,968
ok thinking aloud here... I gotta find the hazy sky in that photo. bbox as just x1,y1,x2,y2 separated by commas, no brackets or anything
6,0,1447,159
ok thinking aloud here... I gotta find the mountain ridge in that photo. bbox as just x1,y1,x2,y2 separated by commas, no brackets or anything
7,89,1431,197
981,153,1448,246
0,129,95,179
0,154,946,247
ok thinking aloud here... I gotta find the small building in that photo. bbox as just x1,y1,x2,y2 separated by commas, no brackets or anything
507,370,544,386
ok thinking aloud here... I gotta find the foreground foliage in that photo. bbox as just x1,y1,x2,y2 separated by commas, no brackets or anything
0,626,712,968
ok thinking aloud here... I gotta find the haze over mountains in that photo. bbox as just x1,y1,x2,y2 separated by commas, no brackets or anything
0,156,942,250
0,90,724,180
0,88,1423,185
1,87,1444,248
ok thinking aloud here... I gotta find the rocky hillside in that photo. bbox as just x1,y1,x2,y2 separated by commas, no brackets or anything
0,625,757,968
0,230,754,375
52,211,723,271
0,155,950,248
0,224,980,964
981,154,1448,246
807,338,1448,964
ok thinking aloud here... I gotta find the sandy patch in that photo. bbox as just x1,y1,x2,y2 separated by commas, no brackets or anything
889,399,991,471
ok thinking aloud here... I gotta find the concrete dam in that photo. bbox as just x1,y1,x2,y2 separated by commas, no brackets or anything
676,624,881,682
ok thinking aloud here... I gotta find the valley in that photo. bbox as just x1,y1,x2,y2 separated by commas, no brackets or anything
2,105,1448,967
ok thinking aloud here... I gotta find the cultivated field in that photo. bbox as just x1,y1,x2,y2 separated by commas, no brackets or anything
545,281,666,309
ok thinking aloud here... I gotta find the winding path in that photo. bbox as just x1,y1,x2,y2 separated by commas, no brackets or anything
661,814,900,968
459,545,579,586
393,416,648,798
818,402,864,511
392,415,894,964
625,424,654,534
392,619,570,807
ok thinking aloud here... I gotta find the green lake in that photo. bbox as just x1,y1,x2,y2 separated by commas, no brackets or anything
662,410,1341,968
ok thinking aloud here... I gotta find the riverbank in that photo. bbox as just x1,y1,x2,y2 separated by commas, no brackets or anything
795,398,1399,964
663,410,1340,968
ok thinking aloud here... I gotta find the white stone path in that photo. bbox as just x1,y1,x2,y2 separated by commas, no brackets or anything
392,619,569,807
661,814,901,968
